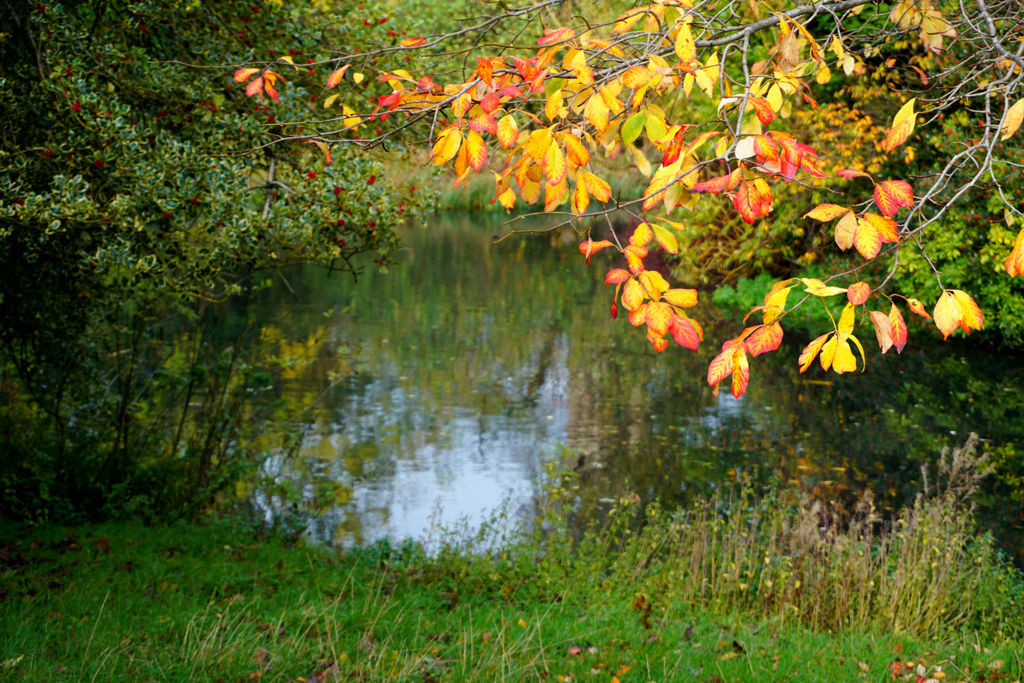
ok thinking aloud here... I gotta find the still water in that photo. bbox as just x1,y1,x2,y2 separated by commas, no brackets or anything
244,213,1024,554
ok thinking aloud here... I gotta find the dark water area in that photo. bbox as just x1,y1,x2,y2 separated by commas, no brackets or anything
236,212,1024,557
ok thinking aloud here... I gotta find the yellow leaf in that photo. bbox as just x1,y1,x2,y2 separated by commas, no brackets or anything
431,128,462,166
834,211,857,250
583,172,611,202
497,115,519,150
837,302,856,334
572,176,589,215
883,98,916,153
525,128,553,161
651,224,679,253
1002,98,1024,140
674,22,696,66
352,72,365,84
544,142,567,185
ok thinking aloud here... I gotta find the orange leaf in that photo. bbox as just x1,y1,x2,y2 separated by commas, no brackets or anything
469,115,498,135
1005,227,1024,277
327,65,350,89
605,269,631,285
733,182,761,224
525,129,553,161
624,244,646,274
671,315,703,350
731,349,750,398
628,303,648,326
562,134,591,167
847,282,870,305
693,170,739,194
882,98,916,153
572,177,590,215
874,180,914,217
647,330,669,352
431,128,463,166
245,76,264,97
578,239,614,264
805,203,850,221
707,347,735,387
745,322,783,357
748,97,775,125
906,298,931,319
853,218,882,259
798,333,830,373
863,213,899,243
401,37,426,47
234,67,260,82
645,302,675,336
622,65,656,90
538,27,575,47
837,168,872,179
889,303,908,352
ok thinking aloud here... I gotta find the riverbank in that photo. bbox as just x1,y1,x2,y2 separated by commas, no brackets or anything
4,469,1024,682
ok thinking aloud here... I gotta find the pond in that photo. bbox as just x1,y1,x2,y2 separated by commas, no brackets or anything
240,212,1024,556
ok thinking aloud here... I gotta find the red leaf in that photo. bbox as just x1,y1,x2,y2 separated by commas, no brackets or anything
748,97,775,125
744,322,783,357
837,168,872,179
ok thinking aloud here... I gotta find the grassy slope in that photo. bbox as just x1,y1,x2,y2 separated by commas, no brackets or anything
2,496,1023,682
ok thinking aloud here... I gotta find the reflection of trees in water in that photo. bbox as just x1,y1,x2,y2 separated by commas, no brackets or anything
237,213,1024,555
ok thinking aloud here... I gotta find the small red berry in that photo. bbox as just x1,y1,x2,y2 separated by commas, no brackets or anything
333,186,342,195
366,175,376,185
307,171,317,179
41,149,53,157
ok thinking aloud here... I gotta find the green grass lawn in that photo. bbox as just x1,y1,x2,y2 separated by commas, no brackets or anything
4,477,1024,682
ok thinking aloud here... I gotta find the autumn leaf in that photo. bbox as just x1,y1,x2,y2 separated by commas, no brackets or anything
933,289,984,339
674,22,696,67
400,37,426,47
847,282,870,305
432,128,462,166
868,310,893,353
538,27,575,46
326,65,350,89
874,180,914,217
651,223,679,253
465,130,488,171
583,172,611,203
745,322,783,356
579,239,614,264
663,288,697,307
889,303,908,352
1005,227,1024,277
605,268,631,284
497,115,519,150
622,277,645,310
883,98,916,152
1002,98,1024,140
804,203,850,221
671,315,703,350
906,297,931,319
233,67,260,82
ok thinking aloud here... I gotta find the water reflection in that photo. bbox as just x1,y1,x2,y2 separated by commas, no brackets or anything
244,212,1024,556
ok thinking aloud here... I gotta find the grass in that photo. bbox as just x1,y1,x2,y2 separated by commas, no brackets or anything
2,439,1023,681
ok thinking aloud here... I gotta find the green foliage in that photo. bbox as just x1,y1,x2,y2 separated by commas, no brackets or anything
0,0,433,520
